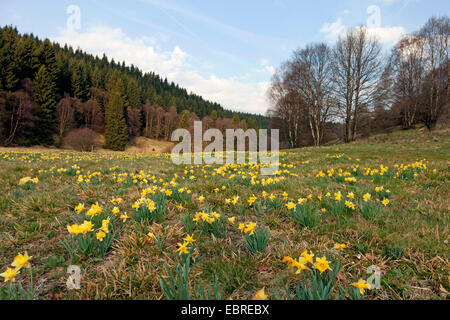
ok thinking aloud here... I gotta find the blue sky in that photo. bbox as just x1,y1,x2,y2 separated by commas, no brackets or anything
1,0,448,114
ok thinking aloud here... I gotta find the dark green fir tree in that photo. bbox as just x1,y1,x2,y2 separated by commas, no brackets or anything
33,65,57,145
104,74,128,151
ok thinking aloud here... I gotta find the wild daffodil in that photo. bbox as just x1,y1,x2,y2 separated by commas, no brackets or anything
253,288,268,300
11,252,32,270
352,278,371,295
314,256,332,273
0,267,19,282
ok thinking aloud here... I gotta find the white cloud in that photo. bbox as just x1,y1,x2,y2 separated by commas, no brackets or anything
320,18,347,41
320,18,406,44
260,58,269,66
54,26,188,76
365,26,406,43
168,71,269,114
52,26,269,115
265,65,276,75
259,58,276,75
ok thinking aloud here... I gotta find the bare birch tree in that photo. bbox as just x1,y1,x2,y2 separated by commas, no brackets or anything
332,26,383,142
286,43,334,146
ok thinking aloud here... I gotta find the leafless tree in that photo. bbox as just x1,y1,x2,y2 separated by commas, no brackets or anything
285,43,334,145
267,67,306,148
56,96,75,138
163,106,178,140
332,26,383,142
82,99,103,131
3,79,36,146
202,115,214,131
127,106,142,137
419,16,449,129
154,106,165,139
143,102,155,138
390,35,427,129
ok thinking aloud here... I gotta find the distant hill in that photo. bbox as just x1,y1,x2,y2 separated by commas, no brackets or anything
0,25,269,128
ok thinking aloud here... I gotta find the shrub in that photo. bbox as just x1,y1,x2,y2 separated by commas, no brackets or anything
64,128,100,152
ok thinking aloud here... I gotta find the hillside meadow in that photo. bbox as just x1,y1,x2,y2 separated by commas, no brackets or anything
0,128,448,300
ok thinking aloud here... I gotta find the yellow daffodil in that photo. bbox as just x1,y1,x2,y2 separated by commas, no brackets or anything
282,256,295,266
177,242,189,255
74,203,85,214
147,232,156,241
0,267,19,282
334,192,342,201
292,257,309,274
11,252,32,270
300,250,314,264
96,231,106,241
100,219,110,233
334,243,347,251
253,288,268,300
314,256,332,273
184,234,195,245
244,222,256,235
286,202,296,210
247,196,257,206
345,201,356,210
352,278,371,295
81,220,94,233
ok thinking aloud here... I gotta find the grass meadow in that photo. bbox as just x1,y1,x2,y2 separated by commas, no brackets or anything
0,128,448,300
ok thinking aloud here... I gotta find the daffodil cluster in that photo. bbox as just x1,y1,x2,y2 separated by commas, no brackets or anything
18,176,39,186
238,221,256,235
0,252,32,283
193,211,220,224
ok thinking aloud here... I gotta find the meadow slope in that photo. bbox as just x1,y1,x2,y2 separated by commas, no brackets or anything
0,128,448,300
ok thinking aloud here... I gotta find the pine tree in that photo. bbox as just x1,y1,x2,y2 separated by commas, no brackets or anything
15,36,39,81
247,118,259,131
71,60,89,101
0,26,19,91
37,39,58,83
178,111,190,129
91,66,104,88
210,110,217,120
232,113,240,127
33,65,57,145
104,74,128,151
125,77,140,109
